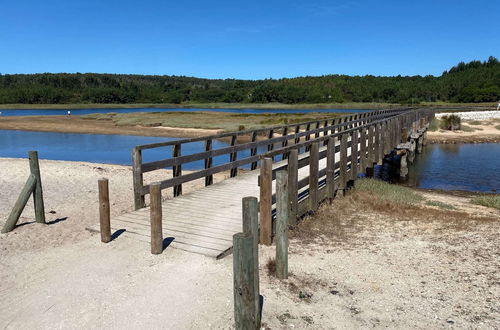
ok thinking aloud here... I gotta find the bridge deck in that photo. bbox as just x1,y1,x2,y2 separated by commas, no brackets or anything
92,146,333,258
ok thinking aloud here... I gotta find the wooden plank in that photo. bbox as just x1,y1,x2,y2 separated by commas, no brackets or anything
276,170,289,279
309,142,319,212
287,149,298,225
339,134,348,190
326,136,335,199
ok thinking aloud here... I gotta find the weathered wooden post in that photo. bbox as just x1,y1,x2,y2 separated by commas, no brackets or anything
326,136,336,200
28,151,45,224
366,125,375,177
233,232,259,330
351,130,358,181
150,182,163,254
259,157,273,246
1,175,36,233
400,153,408,178
308,141,319,211
132,147,145,210
359,127,367,174
242,196,260,324
173,143,182,197
287,149,298,225
98,178,111,243
339,133,348,194
204,139,214,186
276,170,289,279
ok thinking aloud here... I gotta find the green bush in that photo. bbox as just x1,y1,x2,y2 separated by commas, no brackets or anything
439,115,461,130
471,195,500,210
356,178,424,205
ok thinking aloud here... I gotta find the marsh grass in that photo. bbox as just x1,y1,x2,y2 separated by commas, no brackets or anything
495,124,500,131
468,120,483,125
425,200,457,210
439,115,461,130
471,195,500,210
461,124,482,132
81,111,342,132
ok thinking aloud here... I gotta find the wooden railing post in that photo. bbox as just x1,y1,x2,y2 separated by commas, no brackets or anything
281,126,288,160
150,182,163,254
375,123,382,165
250,132,258,170
98,178,111,243
132,147,145,210
173,144,182,197
230,134,238,177
359,127,367,174
326,136,336,200
351,130,358,181
242,196,260,322
28,151,45,224
287,149,298,225
204,139,213,186
339,134,348,193
233,232,260,330
276,170,289,279
308,142,319,211
259,158,273,246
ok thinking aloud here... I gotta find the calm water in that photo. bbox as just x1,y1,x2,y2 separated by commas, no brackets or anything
1,130,498,193
0,130,267,169
0,107,370,117
404,143,500,193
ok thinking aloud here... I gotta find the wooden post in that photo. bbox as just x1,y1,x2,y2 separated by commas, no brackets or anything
1,175,36,233
259,158,273,246
367,125,375,174
28,151,45,224
350,130,358,180
242,196,260,322
173,144,182,197
204,139,213,186
132,147,145,210
98,178,111,243
150,182,163,254
359,128,367,174
308,142,319,211
326,136,336,200
276,170,289,279
281,126,288,160
287,149,298,225
233,232,259,330
339,134,348,192
375,123,382,165
250,131,258,171
230,134,238,177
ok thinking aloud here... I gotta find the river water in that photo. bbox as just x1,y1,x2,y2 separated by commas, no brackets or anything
0,107,370,117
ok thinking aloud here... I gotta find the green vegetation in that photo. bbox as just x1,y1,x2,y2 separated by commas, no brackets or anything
495,124,500,131
428,118,441,131
460,124,482,132
81,111,340,132
0,57,499,105
468,120,483,125
440,115,461,130
355,179,424,205
425,200,457,210
471,195,500,210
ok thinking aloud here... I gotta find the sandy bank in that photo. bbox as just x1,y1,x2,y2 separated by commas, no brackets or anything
0,115,222,138
427,117,500,143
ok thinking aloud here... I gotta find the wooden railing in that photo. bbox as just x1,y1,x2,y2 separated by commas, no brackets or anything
132,107,417,209
255,108,435,244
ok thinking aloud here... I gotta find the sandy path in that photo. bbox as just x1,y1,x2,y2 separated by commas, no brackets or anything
1,159,499,328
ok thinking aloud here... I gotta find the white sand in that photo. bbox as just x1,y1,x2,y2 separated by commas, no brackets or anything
1,158,498,328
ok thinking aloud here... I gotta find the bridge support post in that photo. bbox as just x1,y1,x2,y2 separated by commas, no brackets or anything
259,158,273,246
400,153,409,178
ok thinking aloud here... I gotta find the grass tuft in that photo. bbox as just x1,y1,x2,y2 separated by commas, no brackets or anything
425,200,457,210
355,179,425,205
428,118,440,131
471,195,500,210
468,120,483,125
266,258,277,276
495,124,500,131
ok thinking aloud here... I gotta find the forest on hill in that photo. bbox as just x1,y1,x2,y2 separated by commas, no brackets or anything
0,57,498,105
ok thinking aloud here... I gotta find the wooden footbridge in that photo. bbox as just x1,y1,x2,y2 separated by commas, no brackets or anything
92,108,434,258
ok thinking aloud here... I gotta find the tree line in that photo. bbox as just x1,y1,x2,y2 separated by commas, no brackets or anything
0,56,498,105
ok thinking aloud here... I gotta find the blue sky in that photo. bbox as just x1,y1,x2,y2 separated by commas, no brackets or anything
1,0,498,79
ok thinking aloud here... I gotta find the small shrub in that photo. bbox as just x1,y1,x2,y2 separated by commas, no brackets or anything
440,115,461,130
471,195,500,210
266,258,276,276
425,200,457,210
495,124,500,131
428,118,440,131
238,125,245,131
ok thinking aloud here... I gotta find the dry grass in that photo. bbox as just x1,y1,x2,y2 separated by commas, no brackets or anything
471,195,500,210
266,258,277,276
290,179,497,245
